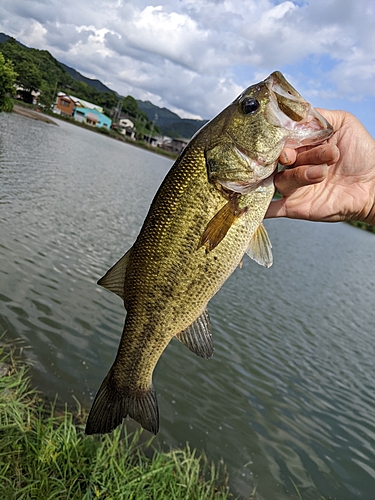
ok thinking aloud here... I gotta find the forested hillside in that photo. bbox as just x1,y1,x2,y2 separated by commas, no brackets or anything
0,35,119,113
0,35,157,137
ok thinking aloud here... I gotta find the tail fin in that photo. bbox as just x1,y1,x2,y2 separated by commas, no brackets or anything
85,370,159,435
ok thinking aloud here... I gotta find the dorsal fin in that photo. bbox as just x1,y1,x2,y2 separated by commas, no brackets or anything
175,309,213,359
245,223,273,268
97,248,132,300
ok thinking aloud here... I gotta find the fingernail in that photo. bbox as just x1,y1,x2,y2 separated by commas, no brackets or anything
279,151,289,164
306,164,328,180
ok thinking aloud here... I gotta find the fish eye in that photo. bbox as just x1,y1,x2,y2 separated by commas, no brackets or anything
241,98,260,115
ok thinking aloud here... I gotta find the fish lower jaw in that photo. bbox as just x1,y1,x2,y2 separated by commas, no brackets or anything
285,110,334,147
266,93,333,148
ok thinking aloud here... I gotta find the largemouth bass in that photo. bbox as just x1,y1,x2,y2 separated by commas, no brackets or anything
86,71,333,435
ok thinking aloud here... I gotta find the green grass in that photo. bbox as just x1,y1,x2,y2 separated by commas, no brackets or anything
0,342,231,499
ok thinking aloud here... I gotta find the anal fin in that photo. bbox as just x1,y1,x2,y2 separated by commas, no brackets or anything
176,309,213,359
97,248,132,300
246,223,273,268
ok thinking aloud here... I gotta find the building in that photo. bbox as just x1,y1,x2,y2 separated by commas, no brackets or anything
15,86,41,105
117,118,136,139
160,138,189,154
73,107,112,129
53,93,75,116
154,135,172,147
52,92,111,129
53,92,104,115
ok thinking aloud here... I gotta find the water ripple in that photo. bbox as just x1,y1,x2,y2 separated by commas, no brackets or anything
2,114,375,499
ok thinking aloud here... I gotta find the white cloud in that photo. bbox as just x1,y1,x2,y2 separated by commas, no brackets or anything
0,0,374,129
329,48,375,99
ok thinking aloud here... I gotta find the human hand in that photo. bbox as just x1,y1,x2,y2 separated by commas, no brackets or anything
265,110,375,225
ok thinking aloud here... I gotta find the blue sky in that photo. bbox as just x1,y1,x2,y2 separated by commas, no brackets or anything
0,0,374,137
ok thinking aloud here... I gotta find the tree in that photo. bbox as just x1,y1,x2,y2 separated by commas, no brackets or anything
0,38,66,105
122,95,140,118
100,91,118,115
15,60,42,102
0,52,17,111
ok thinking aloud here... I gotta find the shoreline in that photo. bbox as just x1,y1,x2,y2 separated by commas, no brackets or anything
12,103,59,125
10,102,178,160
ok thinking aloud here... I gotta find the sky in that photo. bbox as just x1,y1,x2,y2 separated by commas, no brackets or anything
1,0,375,136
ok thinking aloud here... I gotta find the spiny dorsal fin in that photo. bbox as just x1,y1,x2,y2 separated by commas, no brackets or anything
176,309,213,359
199,195,247,252
245,223,273,268
97,248,132,300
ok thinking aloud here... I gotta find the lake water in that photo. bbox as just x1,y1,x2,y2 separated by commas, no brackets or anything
1,112,375,500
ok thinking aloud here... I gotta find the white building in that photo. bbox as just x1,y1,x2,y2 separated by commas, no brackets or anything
117,118,136,139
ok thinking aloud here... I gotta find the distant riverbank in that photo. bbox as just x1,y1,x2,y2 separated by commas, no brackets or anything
11,101,178,160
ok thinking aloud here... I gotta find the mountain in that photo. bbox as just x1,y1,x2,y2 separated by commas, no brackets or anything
0,32,27,48
137,100,208,138
59,62,117,95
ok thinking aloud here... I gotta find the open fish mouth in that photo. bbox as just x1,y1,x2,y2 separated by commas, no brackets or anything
265,71,333,148
215,72,334,196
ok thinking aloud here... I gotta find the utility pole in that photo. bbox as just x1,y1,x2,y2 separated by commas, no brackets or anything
148,113,158,144
51,80,58,108
114,98,122,124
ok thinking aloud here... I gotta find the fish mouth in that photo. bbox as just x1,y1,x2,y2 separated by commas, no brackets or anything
214,71,334,196
265,71,334,148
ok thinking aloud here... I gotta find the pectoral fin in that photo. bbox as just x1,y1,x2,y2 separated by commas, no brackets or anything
199,195,247,252
97,248,132,300
175,309,213,359
245,223,273,268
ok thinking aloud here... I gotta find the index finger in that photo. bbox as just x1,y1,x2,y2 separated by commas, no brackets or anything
293,143,339,168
